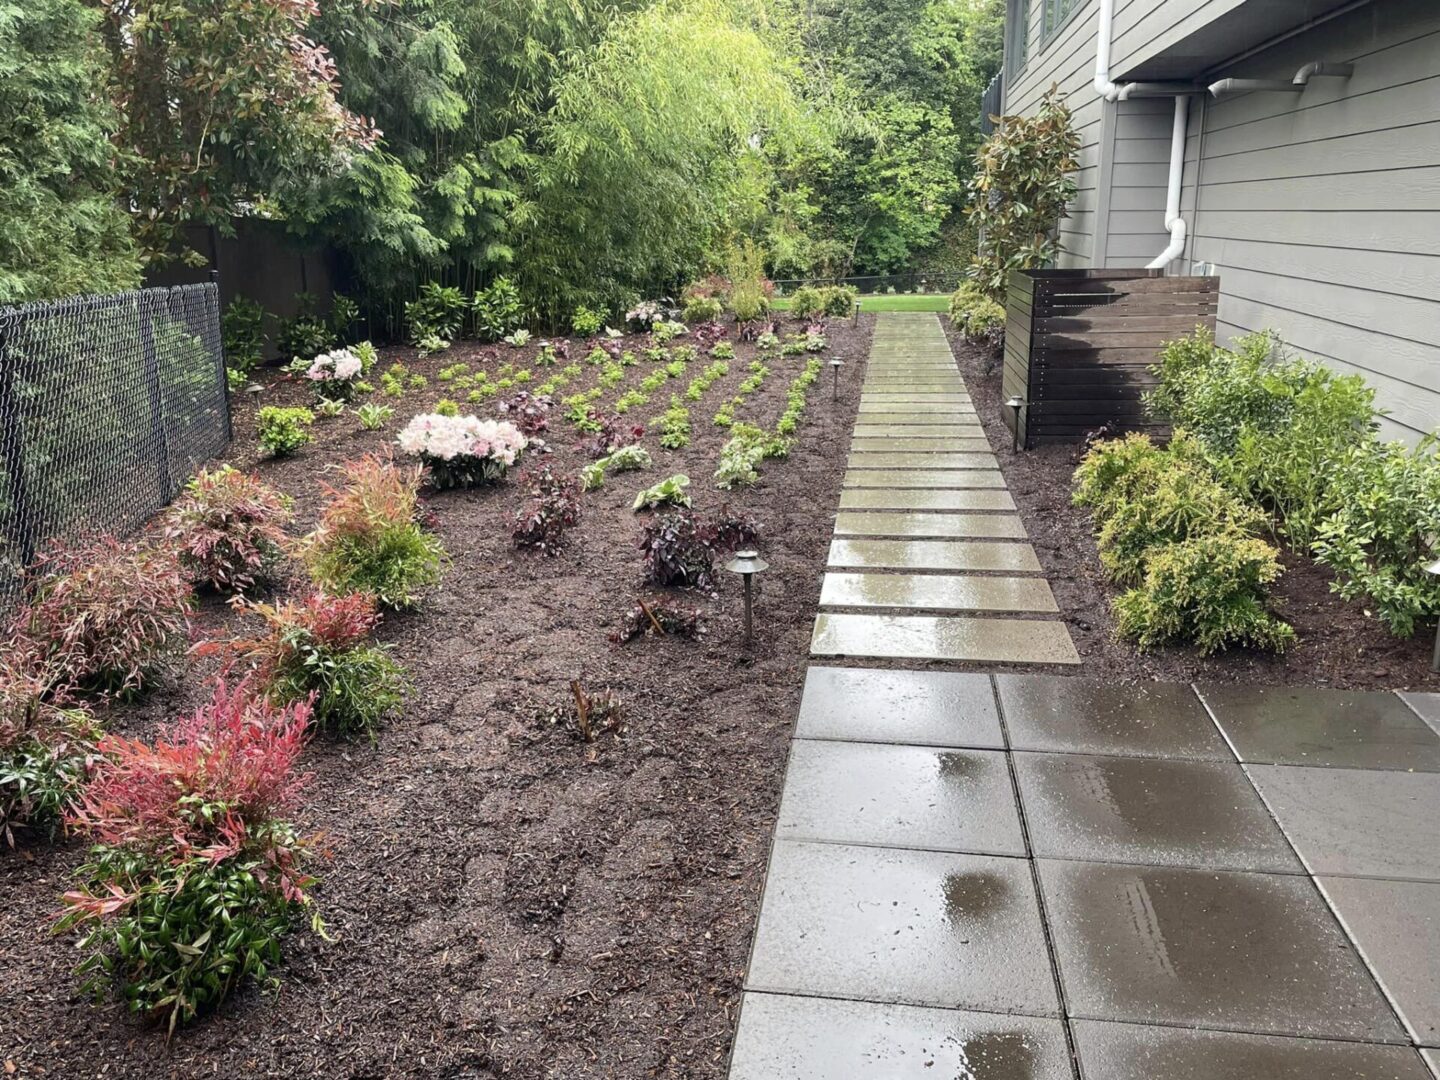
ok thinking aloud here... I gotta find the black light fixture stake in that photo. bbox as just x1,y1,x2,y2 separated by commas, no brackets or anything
725,549,769,649
830,357,845,400
1425,549,1440,674
1005,395,1026,454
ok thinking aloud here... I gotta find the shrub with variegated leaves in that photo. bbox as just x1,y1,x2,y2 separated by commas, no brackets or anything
163,466,292,593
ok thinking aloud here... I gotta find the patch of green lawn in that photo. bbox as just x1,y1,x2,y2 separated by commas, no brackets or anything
772,293,950,313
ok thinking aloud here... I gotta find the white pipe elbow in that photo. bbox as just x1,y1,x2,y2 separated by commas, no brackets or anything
1147,219,1187,270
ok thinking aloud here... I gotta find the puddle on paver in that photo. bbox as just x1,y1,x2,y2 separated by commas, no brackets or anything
794,666,1003,747
1247,765,1440,880
829,538,1042,572
728,994,1075,1080
820,571,1058,614
996,675,1230,759
1198,683,1440,771
832,512,1027,539
1037,860,1404,1042
943,870,1009,921
1011,753,1301,872
1070,1019,1433,1080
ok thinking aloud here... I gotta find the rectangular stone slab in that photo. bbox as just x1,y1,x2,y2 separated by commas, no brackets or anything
745,841,1060,1013
859,394,972,403
847,451,999,469
811,612,1081,665
829,538,1042,572
821,571,1058,613
843,469,1008,489
795,666,1003,747
839,488,1017,511
730,995,1075,1080
849,437,994,452
833,511,1027,539
852,425,984,438
858,401,975,413
855,412,980,426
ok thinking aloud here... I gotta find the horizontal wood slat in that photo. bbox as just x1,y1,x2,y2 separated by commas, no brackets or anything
1004,270,1219,448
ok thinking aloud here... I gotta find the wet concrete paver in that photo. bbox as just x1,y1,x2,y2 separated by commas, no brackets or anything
776,741,1025,855
850,436,995,451
812,612,1082,665
1070,1021,1434,1080
1321,876,1440,1046
846,451,1000,469
852,424,985,439
1038,859,1405,1042
828,538,1041,572
997,675,1233,759
730,994,1075,1080
746,841,1060,1015
839,488,1017,512
1199,683,1440,771
793,666,1003,747
1013,753,1301,872
1247,765,1440,881
820,571,1058,614
832,511,1028,539
1403,692,1440,736
843,468,1009,489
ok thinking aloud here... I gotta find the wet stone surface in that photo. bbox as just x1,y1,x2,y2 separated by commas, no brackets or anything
852,424,986,439
838,488,1017,512
996,676,1232,760
1320,876,1440,1047
1199,683,1440,771
793,666,1003,748
1247,765,1440,881
746,841,1060,1015
1012,753,1301,873
1402,692,1440,736
831,511,1027,540
849,437,995,452
846,451,1000,470
828,538,1042,573
776,741,1025,855
812,613,1081,666
843,469,1009,490
820,571,1058,614
1070,1021,1433,1080
1038,860,1404,1042
729,994,1076,1080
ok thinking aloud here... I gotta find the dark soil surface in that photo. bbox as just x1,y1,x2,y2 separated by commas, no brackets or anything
0,315,874,1078
946,326,1440,693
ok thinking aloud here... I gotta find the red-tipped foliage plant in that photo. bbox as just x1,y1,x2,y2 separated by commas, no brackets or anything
56,681,322,1033
11,534,193,698
163,465,293,592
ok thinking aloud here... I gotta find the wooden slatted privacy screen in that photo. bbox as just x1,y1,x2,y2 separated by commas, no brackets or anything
1003,269,1220,448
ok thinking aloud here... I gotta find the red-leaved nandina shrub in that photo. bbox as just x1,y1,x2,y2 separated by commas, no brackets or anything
56,682,321,1032
163,465,293,592
0,657,97,843
11,535,193,697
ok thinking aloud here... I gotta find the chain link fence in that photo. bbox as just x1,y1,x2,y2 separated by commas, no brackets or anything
0,282,230,598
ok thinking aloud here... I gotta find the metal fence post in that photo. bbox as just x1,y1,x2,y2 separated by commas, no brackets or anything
0,315,36,571
139,291,174,500
210,273,232,441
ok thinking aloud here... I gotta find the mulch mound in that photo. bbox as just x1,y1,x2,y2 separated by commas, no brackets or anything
0,315,874,1078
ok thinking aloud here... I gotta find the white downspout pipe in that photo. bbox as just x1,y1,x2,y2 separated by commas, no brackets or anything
1093,0,1123,100
1147,95,1190,270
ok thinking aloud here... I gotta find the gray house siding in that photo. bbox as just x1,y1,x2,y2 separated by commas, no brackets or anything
1001,0,1440,445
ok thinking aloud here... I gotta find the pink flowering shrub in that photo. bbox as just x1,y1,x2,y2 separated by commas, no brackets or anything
163,466,293,593
304,347,364,400
56,682,322,1032
396,412,528,489
10,535,193,697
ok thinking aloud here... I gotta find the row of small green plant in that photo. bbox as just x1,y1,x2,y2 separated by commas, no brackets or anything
714,358,824,489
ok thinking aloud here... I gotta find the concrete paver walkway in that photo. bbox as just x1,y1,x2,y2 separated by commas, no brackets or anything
729,315,1440,1078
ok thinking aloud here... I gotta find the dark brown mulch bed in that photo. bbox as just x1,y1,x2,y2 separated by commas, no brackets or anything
946,326,1439,693
0,315,873,1079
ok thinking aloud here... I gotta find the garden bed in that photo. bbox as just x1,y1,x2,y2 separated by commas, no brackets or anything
947,325,1440,693
0,315,873,1077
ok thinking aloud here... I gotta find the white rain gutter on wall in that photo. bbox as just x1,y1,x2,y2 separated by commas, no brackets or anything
1092,0,1193,270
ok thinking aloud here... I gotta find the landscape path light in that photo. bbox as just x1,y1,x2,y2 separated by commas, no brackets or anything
1425,541,1440,673
853,299,861,325
830,357,845,400
725,548,769,649
1005,395,1026,454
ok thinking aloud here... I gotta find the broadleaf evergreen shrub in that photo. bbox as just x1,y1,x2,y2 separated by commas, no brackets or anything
163,466,293,593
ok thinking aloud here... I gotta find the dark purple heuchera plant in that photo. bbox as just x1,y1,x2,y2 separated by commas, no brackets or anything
512,464,582,556
737,318,779,344
638,506,760,592
577,411,645,459
498,391,553,436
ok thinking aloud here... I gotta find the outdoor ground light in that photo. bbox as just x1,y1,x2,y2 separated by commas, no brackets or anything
726,548,768,649
1425,546,1440,673
853,299,862,324
830,356,845,400
1005,395,1026,454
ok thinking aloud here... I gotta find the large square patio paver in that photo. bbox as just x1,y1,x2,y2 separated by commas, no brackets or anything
730,994,1075,1080
832,511,1026,539
1012,753,1301,873
1198,683,1440,771
996,675,1232,759
839,489,1017,512
1037,859,1405,1042
1403,692,1440,736
794,666,1003,747
820,572,1057,614
746,841,1060,1015
776,741,1025,855
1247,765,1440,880
1070,1020,1432,1080
828,538,1041,573
812,613,1081,666
1321,876,1440,1046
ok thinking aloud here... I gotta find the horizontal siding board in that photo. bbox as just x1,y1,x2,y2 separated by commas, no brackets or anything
1199,120,1440,185
1196,167,1440,212
1189,237,1440,301
1191,210,1440,255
